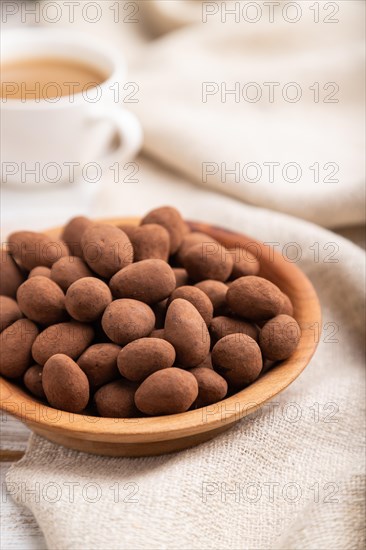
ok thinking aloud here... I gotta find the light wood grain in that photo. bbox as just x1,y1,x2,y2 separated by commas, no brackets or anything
0,218,321,457
0,415,30,456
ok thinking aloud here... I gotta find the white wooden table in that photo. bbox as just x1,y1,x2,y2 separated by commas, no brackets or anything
1,414,47,550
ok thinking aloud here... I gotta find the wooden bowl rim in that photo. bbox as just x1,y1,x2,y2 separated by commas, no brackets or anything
0,217,321,444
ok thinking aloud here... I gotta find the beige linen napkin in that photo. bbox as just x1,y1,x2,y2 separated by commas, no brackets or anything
132,1,365,228
6,184,366,549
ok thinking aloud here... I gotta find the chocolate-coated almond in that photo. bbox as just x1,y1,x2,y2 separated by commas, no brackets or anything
101,299,155,345
212,333,262,389
164,298,210,367
117,337,176,382
94,380,139,418
210,315,258,343
141,206,188,254
195,279,228,313
135,368,198,415
168,286,213,326
128,224,170,262
77,343,121,389
183,242,233,282
176,232,218,265
65,277,112,322
0,296,22,332
229,247,260,278
226,276,283,321
8,231,69,270
17,276,66,325
0,250,25,298
43,354,89,413
81,224,133,278
259,314,301,360
0,319,39,378
24,365,46,399
28,266,51,279
190,367,228,408
32,321,94,365
50,256,93,291
110,259,175,305
61,216,93,257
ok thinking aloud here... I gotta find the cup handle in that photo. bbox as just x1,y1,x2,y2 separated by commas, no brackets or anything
89,106,143,165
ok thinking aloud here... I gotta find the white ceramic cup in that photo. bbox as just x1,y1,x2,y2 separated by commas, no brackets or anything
1,27,143,186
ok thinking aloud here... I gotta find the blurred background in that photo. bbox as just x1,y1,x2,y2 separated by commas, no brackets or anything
1,0,365,244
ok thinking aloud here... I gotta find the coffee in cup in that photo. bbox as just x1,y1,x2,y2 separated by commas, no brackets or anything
1,57,108,101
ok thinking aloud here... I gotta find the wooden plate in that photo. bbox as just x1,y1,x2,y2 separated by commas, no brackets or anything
0,218,321,457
